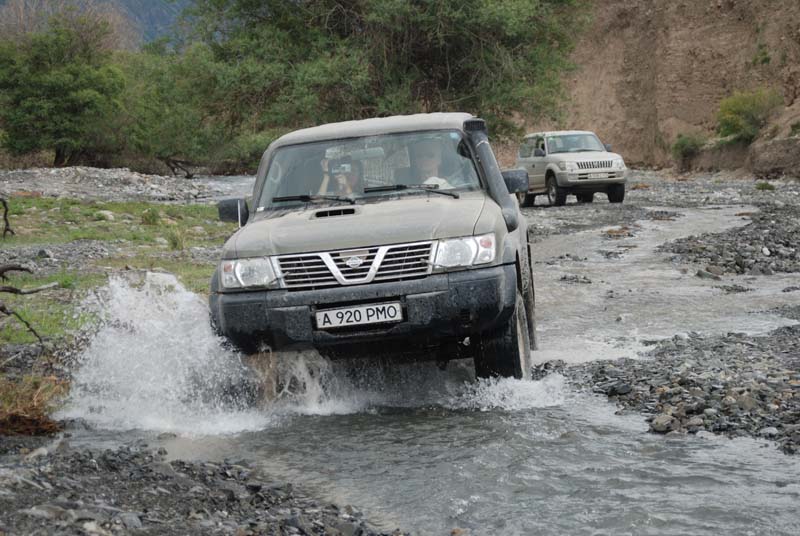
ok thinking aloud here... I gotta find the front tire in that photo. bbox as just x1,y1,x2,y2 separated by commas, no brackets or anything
517,192,536,207
546,176,567,207
474,291,532,380
608,184,625,203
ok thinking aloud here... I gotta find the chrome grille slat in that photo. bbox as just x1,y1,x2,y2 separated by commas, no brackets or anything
576,160,612,170
276,241,433,291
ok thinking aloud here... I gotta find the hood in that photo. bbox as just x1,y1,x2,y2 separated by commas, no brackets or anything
549,151,623,163
225,191,487,258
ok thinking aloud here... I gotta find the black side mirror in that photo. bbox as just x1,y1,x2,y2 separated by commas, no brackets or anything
604,144,612,152
218,198,249,227
501,169,529,194
533,148,545,157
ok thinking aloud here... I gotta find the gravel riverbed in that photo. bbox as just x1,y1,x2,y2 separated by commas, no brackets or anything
0,440,403,536
2,166,800,534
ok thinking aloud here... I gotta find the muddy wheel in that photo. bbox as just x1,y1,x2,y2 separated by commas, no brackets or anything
546,176,566,207
517,192,536,207
521,246,538,351
576,193,594,203
608,184,625,203
474,291,532,380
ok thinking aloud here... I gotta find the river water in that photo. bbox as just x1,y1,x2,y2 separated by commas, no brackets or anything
56,195,800,535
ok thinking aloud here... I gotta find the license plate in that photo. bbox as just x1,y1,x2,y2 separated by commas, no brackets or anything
316,302,403,329
587,172,606,179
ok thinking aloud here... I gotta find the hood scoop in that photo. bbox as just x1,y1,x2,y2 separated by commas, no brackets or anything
312,207,358,219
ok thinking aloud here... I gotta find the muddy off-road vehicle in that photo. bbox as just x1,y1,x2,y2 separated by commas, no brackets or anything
515,130,627,206
210,113,537,379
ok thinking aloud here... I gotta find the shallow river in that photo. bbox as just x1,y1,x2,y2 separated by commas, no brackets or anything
57,197,800,535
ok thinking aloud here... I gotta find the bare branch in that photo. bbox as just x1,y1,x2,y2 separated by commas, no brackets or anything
0,301,43,344
0,282,59,295
0,264,32,280
1,198,14,238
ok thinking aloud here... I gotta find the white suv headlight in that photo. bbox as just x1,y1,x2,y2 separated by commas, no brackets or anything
613,158,626,170
220,258,278,289
557,161,578,172
434,233,496,269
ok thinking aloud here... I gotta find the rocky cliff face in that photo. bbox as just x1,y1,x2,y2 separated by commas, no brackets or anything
559,0,800,167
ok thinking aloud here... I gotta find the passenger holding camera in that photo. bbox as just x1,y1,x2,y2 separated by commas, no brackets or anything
318,156,362,196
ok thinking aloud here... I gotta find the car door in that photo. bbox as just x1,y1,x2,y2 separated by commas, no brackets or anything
530,136,547,190
516,139,534,191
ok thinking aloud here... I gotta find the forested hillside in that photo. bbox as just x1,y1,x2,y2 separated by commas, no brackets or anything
0,0,586,174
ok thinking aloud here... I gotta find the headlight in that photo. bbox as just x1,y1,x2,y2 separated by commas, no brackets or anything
557,162,578,172
434,233,496,269
220,258,278,289
613,158,626,170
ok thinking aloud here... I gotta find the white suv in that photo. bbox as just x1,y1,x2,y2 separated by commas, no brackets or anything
515,130,627,206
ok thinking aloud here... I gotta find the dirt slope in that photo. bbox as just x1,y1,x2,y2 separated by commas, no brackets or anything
557,0,800,166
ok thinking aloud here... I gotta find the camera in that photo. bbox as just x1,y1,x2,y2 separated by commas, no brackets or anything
330,158,352,175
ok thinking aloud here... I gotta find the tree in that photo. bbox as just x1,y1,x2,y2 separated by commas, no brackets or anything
182,0,584,138
0,13,125,166
119,43,226,176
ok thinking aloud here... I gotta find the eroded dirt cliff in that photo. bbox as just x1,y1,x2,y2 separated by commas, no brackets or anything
556,0,800,166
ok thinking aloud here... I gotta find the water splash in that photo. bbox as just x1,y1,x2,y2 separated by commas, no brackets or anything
59,273,567,436
57,273,270,435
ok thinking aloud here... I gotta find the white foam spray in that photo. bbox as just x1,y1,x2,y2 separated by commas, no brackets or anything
59,273,567,436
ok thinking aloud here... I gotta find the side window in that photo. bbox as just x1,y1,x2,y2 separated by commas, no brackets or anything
518,141,532,158
534,137,545,155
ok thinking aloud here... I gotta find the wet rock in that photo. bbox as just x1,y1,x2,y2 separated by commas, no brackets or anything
696,269,721,280
650,414,679,433
560,274,592,284
706,265,725,276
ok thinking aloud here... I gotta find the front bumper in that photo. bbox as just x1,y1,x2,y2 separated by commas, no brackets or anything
210,264,517,358
556,169,627,188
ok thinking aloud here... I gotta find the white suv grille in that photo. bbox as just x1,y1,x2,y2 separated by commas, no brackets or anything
576,161,612,170
276,241,434,291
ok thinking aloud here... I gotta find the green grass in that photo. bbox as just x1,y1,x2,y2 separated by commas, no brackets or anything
755,182,776,191
96,256,216,295
1,198,233,345
0,271,107,345
2,197,235,248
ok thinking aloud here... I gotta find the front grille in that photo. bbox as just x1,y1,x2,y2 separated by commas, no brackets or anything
277,241,434,291
576,161,612,170
278,255,339,290
374,243,433,282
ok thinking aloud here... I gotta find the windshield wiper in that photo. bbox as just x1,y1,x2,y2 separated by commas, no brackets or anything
271,194,357,205
364,184,460,199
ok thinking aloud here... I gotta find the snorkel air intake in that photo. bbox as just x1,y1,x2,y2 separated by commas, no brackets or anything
464,118,519,232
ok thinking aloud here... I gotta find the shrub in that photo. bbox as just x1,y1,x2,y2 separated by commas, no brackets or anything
166,229,186,251
755,182,775,191
790,122,800,138
671,133,706,162
141,207,160,225
716,88,783,144
0,375,67,435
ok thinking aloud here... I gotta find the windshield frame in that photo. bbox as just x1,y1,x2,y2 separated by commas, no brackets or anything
545,133,605,155
254,129,483,212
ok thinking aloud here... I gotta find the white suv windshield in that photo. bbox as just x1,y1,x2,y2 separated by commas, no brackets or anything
546,134,605,154
257,130,481,209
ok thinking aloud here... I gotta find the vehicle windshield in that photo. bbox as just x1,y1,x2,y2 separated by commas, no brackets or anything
257,130,481,210
546,133,605,154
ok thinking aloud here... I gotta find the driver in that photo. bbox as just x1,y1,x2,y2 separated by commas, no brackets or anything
407,139,456,189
